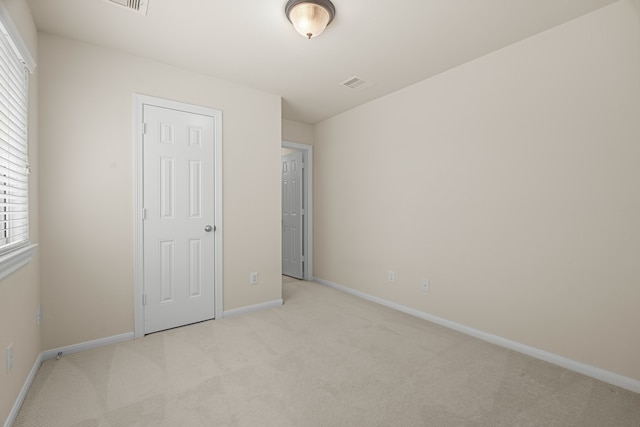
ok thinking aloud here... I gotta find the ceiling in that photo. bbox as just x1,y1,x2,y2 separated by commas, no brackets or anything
26,0,617,124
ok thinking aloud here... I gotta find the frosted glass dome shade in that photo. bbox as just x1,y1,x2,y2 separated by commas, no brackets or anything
286,1,335,39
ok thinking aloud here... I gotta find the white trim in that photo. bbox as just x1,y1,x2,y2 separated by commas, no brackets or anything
282,141,313,281
5,333,133,426
214,104,224,320
41,332,134,361
133,94,224,338
133,95,145,338
223,299,283,318
0,243,37,281
4,353,41,427
314,277,640,394
0,1,36,72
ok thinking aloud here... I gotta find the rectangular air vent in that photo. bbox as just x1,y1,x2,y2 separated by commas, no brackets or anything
340,76,374,91
106,0,149,15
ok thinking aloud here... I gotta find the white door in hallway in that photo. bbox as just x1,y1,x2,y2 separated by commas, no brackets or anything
282,151,304,279
143,104,216,334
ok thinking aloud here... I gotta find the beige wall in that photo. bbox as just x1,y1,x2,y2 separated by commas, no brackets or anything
313,0,640,381
0,0,40,423
283,119,314,146
38,33,282,350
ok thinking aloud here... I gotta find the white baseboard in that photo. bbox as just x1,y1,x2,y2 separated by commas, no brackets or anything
223,299,283,318
5,332,134,427
4,353,42,427
41,332,134,361
314,277,640,394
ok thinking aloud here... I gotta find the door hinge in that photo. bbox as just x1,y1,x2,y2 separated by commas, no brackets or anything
142,208,147,220
142,123,148,135
142,293,147,306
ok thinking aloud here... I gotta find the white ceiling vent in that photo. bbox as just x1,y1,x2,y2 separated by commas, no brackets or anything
340,76,374,91
105,0,149,15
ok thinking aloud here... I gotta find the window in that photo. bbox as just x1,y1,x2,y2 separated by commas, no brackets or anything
0,4,37,280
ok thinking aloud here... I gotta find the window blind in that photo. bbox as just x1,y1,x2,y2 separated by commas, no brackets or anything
0,18,29,255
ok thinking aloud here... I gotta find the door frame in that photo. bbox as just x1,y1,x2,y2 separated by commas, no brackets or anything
282,141,313,281
134,94,223,338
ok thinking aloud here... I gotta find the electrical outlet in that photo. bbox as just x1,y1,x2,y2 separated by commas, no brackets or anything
249,272,259,285
6,343,13,372
422,278,430,293
388,271,396,282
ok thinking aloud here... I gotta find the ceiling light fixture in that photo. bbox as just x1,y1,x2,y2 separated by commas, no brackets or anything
285,0,336,40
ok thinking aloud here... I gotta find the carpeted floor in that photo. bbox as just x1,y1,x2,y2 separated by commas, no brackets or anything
14,278,640,426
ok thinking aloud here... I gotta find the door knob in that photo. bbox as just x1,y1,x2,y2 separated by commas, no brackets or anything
204,225,213,232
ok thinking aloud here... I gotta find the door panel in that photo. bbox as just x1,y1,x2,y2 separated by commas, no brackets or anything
282,151,304,279
143,105,215,334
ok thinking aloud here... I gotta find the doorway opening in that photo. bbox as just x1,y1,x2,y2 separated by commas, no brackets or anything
282,141,313,281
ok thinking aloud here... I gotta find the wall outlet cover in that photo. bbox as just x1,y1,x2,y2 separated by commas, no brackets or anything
249,272,259,285
6,343,14,372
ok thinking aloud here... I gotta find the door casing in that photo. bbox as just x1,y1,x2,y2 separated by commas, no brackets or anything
134,94,223,338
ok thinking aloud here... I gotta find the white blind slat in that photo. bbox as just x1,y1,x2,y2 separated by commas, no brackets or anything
0,107,29,135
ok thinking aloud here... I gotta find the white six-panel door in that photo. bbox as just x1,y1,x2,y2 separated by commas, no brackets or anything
282,151,304,279
143,104,216,334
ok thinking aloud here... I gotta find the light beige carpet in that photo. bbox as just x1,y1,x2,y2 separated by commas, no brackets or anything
14,278,640,426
